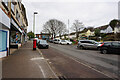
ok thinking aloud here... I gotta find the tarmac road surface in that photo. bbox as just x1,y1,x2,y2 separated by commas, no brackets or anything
40,43,120,79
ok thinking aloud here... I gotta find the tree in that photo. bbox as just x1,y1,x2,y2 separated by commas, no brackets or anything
42,19,67,39
95,29,100,37
71,20,84,39
109,19,119,30
109,19,120,41
27,31,35,39
95,29,100,41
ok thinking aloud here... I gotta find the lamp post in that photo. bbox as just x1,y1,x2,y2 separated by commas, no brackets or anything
68,19,70,40
33,12,38,34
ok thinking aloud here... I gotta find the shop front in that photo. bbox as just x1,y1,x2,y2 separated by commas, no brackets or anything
0,8,10,58
10,18,22,49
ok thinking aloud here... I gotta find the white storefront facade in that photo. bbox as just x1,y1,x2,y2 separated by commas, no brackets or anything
0,8,10,58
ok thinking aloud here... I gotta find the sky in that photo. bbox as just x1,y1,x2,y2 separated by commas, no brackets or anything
22,0,120,34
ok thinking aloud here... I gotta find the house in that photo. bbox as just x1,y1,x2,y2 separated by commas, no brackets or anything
98,25,113,34
69,32,76,39
60,34,69,39
85,27,95,37
36,33,50,40
77,27,95,39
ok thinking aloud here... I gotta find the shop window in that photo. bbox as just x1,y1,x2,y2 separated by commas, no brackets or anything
0,30,7,52
10,31,21,44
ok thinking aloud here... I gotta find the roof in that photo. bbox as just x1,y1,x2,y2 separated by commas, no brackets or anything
70,32,76,35
36,33,50,35
95,25,109,30
78,27,94,33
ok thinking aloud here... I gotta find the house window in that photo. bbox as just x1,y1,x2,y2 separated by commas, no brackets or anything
18,2,21,10
0,30,7,52
20,19,23,26
16,10,20,23
11,3,15,13
4,2,8,7
1,1,9,11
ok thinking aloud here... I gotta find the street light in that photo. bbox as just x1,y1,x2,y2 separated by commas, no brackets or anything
33,12,38,34
68,19,70,40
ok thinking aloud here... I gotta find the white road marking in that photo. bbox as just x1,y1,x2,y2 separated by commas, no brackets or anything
38,65,46,78
50,45,118,79
30,57,44,60
60,52,117,80
34,62,46,78
37,48,58,78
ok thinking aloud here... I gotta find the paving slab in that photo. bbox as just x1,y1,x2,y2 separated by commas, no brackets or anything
2,41,57,79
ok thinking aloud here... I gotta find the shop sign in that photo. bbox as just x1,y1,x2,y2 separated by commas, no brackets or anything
11,18,22,33
0,9,10,28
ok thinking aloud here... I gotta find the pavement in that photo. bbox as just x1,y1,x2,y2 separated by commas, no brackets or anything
2,41,57,79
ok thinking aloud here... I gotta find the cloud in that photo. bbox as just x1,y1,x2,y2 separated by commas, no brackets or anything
22,0,118,34
23,0,120,2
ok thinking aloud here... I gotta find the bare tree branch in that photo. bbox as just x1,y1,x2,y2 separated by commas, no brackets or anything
42,19,67,39
71,20,85,39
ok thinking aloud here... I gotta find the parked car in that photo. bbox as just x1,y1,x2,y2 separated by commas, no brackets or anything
38,40,49,49
100,41,120,54
53,39,61,44
77,40,102,50
60,40,72,45
49,39,54,43
66,40,72,45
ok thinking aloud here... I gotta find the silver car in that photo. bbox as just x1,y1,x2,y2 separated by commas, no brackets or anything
77,40,102,50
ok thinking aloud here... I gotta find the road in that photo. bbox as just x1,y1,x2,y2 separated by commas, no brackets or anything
40,43,120,79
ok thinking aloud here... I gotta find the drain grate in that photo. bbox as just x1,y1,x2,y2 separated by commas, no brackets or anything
58,76,68,80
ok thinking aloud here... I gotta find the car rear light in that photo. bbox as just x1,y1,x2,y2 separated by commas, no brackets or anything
100,43,104,47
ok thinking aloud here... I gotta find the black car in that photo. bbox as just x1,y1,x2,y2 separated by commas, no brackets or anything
38,40,49,49
100,41,120,54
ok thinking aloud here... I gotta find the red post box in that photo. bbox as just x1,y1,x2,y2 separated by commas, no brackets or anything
33,39,37,50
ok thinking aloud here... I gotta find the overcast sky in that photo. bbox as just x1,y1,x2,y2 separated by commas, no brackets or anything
22,0,120,34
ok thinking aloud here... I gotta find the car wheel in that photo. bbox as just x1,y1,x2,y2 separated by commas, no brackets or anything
101,49,107,54
97,47,100,50
80,46,84,50
38,45,41,49
46,46,49,49
67,43,69,45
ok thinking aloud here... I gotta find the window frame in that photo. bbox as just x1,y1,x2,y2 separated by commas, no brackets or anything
0,30,7,52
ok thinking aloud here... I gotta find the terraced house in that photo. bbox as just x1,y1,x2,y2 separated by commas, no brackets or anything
0,0,28,58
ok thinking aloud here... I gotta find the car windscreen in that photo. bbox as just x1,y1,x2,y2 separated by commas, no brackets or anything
112,42,120,47
40,40,47,44
104,42,111,46
61,40,65,42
